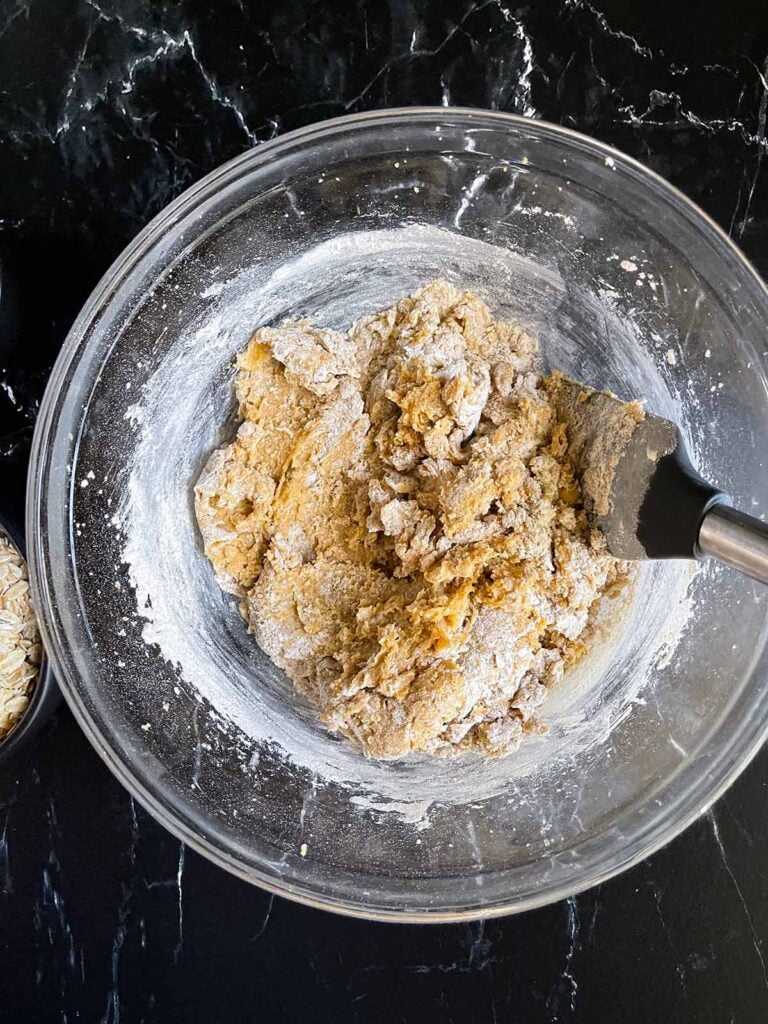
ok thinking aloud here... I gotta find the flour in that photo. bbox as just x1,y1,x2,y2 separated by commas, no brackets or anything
195,280,636,760
118,224,696,822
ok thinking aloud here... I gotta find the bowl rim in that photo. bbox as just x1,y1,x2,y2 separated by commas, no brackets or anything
27,107,768,922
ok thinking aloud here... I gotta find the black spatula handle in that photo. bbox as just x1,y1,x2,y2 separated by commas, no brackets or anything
698,503,768,585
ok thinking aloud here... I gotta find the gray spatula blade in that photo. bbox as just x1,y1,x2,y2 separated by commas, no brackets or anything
548,374,720,560
595,412,680,559
548,375,768,582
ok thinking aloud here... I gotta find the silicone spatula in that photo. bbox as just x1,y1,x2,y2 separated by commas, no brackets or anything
549,375,768,585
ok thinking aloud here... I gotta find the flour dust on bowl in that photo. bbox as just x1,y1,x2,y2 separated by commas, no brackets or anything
28,110,768,921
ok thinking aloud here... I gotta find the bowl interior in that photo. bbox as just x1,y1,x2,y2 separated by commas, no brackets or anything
30,111,768,919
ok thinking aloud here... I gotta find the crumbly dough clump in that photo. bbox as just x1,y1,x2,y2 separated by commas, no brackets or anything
195,280,631,759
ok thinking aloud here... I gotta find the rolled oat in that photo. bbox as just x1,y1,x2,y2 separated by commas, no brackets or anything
0,532,41,739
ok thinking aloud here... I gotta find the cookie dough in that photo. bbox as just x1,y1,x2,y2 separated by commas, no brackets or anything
195,280,633,759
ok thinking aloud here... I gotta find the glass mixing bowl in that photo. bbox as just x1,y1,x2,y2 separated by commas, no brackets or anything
28,109,768,921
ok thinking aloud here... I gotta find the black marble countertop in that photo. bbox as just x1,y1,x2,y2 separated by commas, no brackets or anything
1,1,768,1021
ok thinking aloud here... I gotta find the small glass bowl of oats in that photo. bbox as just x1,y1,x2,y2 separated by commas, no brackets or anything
0,514,58,761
